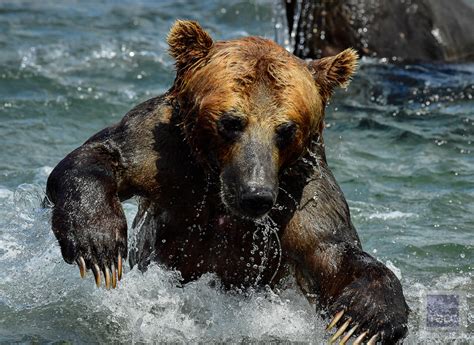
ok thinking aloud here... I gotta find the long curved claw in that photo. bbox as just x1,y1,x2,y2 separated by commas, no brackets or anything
104,266,111,290
117,253,123,281
92,263,101,288
112,265,117,289
339,324,358,344
326,310,344,331
77,256,86,278
329,318,351,344
353,331,368,345
367,333,380,345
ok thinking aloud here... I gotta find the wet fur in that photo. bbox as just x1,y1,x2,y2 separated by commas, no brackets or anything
286,0,474,62
46,21,408,343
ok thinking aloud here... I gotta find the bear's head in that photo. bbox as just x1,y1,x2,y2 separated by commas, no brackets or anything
167,20,357,219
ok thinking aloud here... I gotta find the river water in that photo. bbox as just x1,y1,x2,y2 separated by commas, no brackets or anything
0,0,472,343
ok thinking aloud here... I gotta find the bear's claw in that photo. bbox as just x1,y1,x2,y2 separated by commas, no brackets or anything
76,254,123,289
112,265,117,288
329,317,351,343
77,256,86,278
104,266,111,289
352,331,368,344
92,263,101,287
326,310,344,331
326,310,381,344
117,253,123,281
339,324,358,344
367,333,380,345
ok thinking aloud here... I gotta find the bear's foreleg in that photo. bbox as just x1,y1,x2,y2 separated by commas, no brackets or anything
283,214,409,344
46,143,128,289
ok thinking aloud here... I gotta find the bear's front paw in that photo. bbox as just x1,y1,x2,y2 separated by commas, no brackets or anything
52,199,127,289
325,263,409,344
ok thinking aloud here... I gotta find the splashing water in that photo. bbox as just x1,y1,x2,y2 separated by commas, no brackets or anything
253,216,283,285
0,173,324,342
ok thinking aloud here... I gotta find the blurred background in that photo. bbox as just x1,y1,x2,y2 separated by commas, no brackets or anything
0,0,472,343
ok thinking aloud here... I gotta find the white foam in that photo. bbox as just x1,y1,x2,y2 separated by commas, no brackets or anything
368,210,416,220
0,186,13,199
96,266,324,342
0,235,22,260
33,166,53,184
386,260,402,280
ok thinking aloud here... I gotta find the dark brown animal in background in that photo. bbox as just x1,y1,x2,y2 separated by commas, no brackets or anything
46,20,409,344
285,0,474,62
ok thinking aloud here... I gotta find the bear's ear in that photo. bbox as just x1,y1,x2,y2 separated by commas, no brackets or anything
307,48,358,100
167,20,213,75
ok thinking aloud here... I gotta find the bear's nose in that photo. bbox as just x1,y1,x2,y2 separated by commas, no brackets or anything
239,187,274,218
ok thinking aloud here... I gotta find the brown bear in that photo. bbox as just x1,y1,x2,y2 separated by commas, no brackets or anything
46,20,409,344
285,0,474,62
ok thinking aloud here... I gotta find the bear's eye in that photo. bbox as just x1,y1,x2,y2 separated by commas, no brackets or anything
276,121,297,149
218,114,246,141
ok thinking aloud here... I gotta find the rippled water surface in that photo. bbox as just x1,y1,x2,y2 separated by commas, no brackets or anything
0,0,473,343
